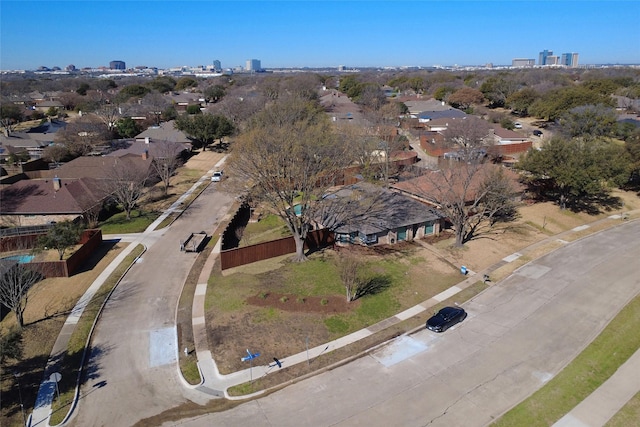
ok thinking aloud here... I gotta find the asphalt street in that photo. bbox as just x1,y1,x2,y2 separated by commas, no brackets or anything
67,183,235,427
165,220,640,427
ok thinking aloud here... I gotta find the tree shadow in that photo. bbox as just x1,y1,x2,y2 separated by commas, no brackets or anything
72,240,118,275
0,183,47,213
567,192,623,215
2,352,50,421
524,181,624,215
354,275,392,300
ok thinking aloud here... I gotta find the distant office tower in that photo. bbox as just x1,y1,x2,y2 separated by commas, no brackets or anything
213,59,221,71
246,59,261,72
512,58,535,67
546,55,559,65
561,53,580,67
110,60,126,70
538,50,553,66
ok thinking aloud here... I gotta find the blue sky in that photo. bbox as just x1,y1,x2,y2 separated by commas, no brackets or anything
1,0,639,70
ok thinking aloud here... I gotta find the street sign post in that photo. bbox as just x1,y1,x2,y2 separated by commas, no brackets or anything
241,349,260,382
49,372,62,403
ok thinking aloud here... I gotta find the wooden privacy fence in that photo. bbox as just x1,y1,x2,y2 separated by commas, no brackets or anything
220,228,334,270
0,229,102,278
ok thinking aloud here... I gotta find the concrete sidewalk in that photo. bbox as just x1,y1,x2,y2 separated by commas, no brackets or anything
190,210,640,427
553,348,640,427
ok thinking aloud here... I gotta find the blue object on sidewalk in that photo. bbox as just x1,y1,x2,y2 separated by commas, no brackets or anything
461,266,468,275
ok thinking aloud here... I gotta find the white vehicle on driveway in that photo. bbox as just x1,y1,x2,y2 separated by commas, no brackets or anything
211,170,223,182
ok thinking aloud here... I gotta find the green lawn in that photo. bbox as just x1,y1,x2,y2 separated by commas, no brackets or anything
99,210,160,234
239,214,291,246
492,292,640,426
205,245,462,375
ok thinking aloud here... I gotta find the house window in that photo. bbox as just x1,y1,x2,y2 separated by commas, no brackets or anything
359,232,377,245
337,232,358,244
397,227,407,241
425,221,434,235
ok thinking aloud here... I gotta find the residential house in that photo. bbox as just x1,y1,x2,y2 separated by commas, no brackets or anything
0,176,108,226
416,109,467,123
165,92,204,112
105,138,191,161
34,100,64,113
134,120,192,145
0,119,66,161
403,99,452,116
39,155,153,181
484,128,533,157
392,164,524,210
316,183,445,246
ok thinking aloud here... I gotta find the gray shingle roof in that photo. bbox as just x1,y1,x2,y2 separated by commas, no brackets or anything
134,120,192,144
318,182,443,235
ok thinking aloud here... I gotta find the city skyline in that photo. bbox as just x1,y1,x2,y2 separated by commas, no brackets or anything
1,1,639,71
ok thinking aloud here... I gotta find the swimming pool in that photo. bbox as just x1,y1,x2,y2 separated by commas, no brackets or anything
1,254,35,263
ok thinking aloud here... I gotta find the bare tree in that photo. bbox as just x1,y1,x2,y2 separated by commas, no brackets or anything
441,116,492,158
414,164,520,246
104,158,152,220
150,141,185,195
401,115,520,246
228,97,355,262
94,101,126,133
42,143,70,167
336,253,364,302
213,93,266,132
0,260,43,328
138,92,170,125
55,116,111,156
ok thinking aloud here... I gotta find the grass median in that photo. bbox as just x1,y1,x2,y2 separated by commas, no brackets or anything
492,292,640,427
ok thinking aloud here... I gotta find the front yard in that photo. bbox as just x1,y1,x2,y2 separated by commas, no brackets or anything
206,242,467,375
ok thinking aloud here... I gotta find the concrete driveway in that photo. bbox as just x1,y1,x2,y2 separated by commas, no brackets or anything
168,220,640,427
67,183,235,427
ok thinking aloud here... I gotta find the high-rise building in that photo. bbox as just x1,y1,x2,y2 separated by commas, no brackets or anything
213,59,221,71
512,58,535,67
538,50,553,66
246,59,261,72
546,55,559,65
560,53,580,67
109,60,126,70
572,53,579,67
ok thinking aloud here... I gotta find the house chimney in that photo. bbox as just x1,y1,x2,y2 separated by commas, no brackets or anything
145,137,150,144
142,149,149,160
53,175,61,191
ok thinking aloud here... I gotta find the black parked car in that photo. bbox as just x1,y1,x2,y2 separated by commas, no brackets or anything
532,130,543,136
426,306,467,332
